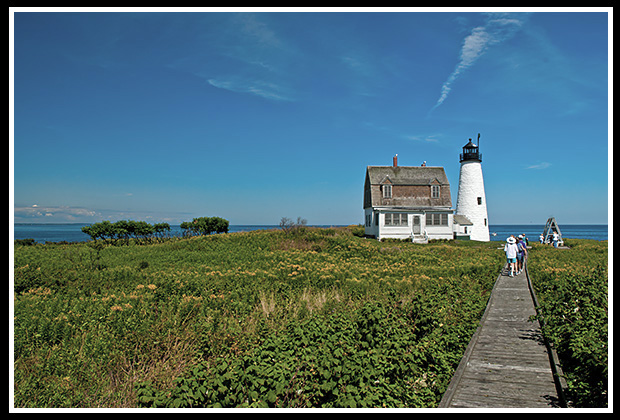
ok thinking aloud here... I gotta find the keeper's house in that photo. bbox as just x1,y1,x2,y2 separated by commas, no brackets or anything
363,155,456,242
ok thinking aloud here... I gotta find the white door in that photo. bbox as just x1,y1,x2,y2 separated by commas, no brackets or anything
412,216,421,234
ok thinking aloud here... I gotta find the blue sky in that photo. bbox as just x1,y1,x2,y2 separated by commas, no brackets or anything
11,8,610,225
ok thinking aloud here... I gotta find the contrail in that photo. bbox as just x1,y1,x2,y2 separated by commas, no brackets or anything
430,13,527,114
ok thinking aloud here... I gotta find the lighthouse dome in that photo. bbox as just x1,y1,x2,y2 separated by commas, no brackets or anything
460,138,482,163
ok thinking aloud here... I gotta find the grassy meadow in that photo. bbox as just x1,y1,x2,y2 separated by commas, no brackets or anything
12,227,607,408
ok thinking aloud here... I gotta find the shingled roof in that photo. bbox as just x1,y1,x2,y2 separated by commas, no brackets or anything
364,166,452,209
365,166,450,186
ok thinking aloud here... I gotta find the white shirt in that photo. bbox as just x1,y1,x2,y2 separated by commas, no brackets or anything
504,243,518,259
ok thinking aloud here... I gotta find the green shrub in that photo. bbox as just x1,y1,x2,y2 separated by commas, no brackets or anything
528,240,608,407
180,217,229,236
15,238,36,246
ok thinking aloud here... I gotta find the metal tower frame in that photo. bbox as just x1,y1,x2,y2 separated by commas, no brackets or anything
542,217,563,245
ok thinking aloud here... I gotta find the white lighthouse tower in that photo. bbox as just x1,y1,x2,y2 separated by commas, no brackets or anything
455,134,490,241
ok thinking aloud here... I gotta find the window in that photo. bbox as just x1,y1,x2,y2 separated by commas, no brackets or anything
477,197,482,205
426,213,449,226
431,185,440,198
385,213,408,226
382,184,392,198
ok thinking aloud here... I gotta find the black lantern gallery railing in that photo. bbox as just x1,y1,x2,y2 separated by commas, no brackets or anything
459,151,482,162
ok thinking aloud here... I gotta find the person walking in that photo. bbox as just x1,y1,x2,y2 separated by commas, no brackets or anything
517,234,528,274
539,233,544,244
504,236,518,277
553,231,559,248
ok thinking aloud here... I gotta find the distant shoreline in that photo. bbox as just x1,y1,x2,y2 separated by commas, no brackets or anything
13,223,608,244
13,223,609,226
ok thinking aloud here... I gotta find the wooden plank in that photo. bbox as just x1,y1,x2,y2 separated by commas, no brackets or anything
452,380,557,398
450,389,560,408
438,265,561,408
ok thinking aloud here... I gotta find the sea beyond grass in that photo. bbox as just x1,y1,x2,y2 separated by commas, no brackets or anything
12,227,607,408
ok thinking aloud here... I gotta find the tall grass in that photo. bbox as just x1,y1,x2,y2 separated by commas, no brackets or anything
13,227,535,407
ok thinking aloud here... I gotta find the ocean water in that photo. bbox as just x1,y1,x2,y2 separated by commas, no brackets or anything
488,224,608,242
13,223,608,244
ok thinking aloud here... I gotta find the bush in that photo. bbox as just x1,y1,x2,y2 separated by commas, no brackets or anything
180,217,229,236
528,240,608,407
279,217,307,235
81,220,171,243
136,301,477,408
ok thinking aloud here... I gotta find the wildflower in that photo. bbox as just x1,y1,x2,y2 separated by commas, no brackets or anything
147,284,157,290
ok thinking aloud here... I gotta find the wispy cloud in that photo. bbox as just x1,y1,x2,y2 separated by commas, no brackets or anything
14,205,98,221
207,77,293,101
364,122,444,145
166,13,297,102
430,13,528,113
525,162,552,170
14,204,193,224
231,13,284,51
404,134,441,143
205,14,300,102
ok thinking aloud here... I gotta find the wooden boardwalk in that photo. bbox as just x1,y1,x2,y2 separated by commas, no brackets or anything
439,264,563,408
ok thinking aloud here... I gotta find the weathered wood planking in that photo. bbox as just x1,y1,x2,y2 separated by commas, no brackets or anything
439,265,561,408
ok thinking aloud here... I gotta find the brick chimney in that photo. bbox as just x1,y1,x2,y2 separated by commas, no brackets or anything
393,154,398,167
